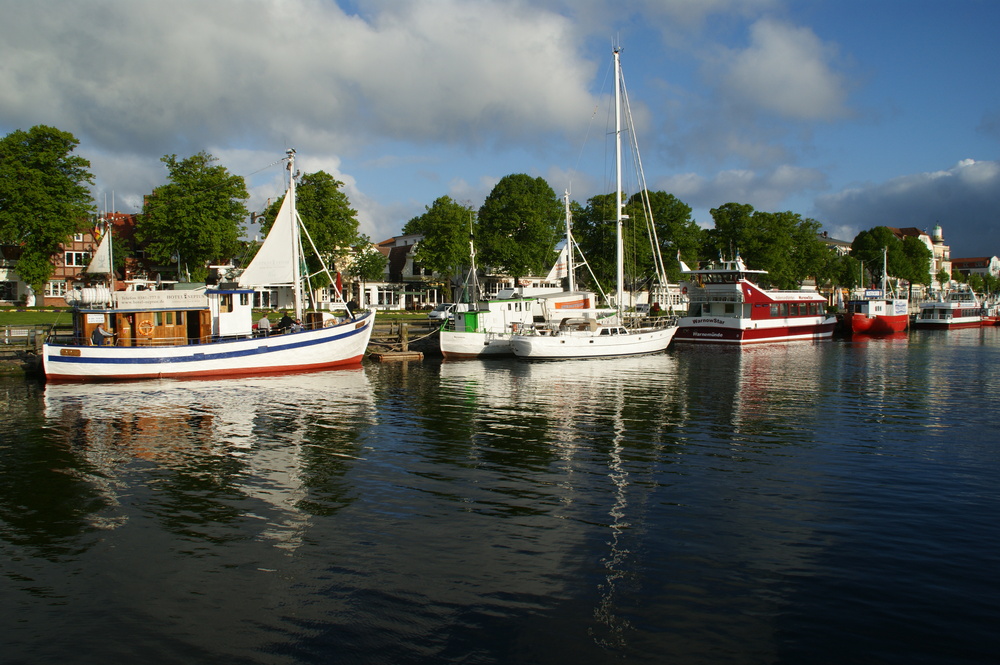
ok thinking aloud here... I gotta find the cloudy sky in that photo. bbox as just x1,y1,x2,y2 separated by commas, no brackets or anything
2,0,998,257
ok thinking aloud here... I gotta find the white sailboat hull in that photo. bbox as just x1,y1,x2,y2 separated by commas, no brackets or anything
42,312,374,382
510,324,676,360
440,330,516,358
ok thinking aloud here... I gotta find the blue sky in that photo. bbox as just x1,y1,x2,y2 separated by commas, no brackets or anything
2,0,998,257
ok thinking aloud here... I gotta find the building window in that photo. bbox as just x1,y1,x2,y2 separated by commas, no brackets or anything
65,251,91,267
0,281,16,302
73,233,84,242
45,280,67,297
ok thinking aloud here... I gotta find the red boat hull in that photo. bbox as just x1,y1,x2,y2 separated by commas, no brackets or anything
850,313,909,335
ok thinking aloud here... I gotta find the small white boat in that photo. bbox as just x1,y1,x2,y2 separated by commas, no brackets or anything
42,150,375,382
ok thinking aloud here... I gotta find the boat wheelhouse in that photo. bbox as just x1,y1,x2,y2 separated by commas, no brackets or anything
674,257,836,345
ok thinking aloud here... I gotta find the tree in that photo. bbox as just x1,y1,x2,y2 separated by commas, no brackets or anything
897,235,933,295
476,174,562,283
0,125,94,293
258,171,359,290
138,152,248,281
705,203,827,288
850,226,901,287
572,192,618,292
403,196,475,296
620,191,703,285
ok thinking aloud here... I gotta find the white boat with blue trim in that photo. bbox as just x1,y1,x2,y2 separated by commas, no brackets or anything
41,150,374,382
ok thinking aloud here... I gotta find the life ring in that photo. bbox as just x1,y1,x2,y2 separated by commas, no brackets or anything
681,286,688,295
138,320,154,336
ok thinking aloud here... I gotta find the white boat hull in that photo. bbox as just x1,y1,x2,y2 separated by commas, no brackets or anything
675,315,837,344
42,312,374,382
510,325,676,360
440,330,515,359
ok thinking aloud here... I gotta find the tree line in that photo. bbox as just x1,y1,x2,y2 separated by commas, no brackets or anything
0,125,384,296
0,124,967,303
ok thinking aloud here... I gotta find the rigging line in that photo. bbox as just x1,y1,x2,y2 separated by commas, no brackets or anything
569,53,616,192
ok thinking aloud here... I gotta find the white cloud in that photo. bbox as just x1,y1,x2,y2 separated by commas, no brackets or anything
720,18,850,121
814,160,1000,256
657,164,827,212
0,0,598,156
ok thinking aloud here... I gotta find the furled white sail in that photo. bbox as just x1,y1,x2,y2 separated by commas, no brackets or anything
545,245,569,281
86,229,112,274
239,190,298,287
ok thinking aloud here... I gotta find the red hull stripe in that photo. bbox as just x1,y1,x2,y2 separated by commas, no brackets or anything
45,355,365,383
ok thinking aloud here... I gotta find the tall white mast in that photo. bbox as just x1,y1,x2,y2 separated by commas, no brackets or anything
564,189,576,293
287,149,303,320
614,47,625,314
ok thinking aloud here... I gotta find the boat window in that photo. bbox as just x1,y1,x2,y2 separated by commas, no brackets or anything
703,303,712,314
166,312,174,326
724,303,735,315
240,293,250,307
155,312,163,326
600,328,611,335
770,304,780,317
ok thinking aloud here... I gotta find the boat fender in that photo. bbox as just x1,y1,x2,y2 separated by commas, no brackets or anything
138,320,154,336
512,323,520,333
681,286,688,295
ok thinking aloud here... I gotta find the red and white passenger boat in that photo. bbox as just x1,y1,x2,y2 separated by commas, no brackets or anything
912,287,984,329
674,256,836,345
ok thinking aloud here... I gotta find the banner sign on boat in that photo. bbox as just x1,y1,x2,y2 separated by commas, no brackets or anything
114,290,209,310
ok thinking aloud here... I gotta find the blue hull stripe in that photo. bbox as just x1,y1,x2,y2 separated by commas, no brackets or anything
47,317,370,367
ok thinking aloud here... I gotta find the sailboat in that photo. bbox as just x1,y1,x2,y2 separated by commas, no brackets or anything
509,47,677,360
438,192,612,359
42,149,375,382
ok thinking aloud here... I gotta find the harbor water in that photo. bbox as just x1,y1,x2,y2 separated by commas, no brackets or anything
2,329,999,664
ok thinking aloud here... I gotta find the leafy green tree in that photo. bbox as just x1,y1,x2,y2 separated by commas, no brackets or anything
476,174,562,283
850,226,902,287
138,152,248,281
403,196,475,292
967,272,984,292
937,268,952,288
623,191,703,284
705,203,827,288
260,170,359,289
573,192,618,292
0,125,94,293
897,235,933,295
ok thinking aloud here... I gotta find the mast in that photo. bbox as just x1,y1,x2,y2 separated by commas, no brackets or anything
882,246,888,295
287,149,303,320
564,190,576,293
614,47,625,314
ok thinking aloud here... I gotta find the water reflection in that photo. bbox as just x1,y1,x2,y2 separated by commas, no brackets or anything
39,369,375,554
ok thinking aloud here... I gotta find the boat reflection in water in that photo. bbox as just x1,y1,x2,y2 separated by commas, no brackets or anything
42,367,375,551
